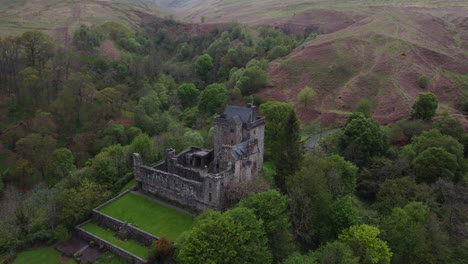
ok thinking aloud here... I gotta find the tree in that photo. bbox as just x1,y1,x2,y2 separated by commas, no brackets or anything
417,75,428,89
195,54,213,77
259,101,302,191
354,98,375,118
229,59,268,94
338,225,392,264
238,190,295,262
15,133,57,179
46,148,76,187
198,83,227,114
329,196,361,236
282,252,317,264
20,30,54,67
338,113,388,166
382,202,432,264
177,209,271,264
128,133,154,164
177,83,200,108
298,86,316,108
73,25,104,51
374,177,430,213
411,92,438,120
413,147,458,183
313,241,359,264
433,112,464,141
156,236,172,258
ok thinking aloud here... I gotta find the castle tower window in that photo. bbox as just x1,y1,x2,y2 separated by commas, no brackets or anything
209,193,212,202
209,183,212,188
231,128,234,133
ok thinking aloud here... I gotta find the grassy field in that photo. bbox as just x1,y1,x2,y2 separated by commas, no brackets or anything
81,222,150,259
98,192,194,241
13,247,76,264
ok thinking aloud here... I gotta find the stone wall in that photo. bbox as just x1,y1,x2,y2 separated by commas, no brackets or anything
136,165,221,211
91,189,159,246
76,221,148,264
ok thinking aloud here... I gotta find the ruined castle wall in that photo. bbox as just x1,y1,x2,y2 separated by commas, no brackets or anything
214,119,242,156
136,165,223,211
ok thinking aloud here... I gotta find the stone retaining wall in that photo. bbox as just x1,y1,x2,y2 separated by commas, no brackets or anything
91,190,159,247
76,222,148,264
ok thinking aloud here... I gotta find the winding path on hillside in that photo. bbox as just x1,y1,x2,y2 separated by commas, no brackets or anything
304,128,341,152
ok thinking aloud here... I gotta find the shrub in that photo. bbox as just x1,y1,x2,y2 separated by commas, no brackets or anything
417,75,429,88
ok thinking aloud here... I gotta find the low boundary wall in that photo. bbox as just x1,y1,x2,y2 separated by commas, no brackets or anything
75,189,161,264
76,221,148,264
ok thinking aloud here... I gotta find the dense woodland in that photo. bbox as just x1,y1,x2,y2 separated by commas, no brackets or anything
0,16,467,264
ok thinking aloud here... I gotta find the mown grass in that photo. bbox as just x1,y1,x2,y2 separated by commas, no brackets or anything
13,247,76,264
81,222,150,259
98,192,194,241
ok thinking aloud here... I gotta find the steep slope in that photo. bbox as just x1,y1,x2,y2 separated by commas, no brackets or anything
261,7,468,127
0,0,163,39
169,0,468,127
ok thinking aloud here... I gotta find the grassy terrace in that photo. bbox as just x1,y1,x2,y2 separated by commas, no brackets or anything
98,192,194,241
13,247,76,264
81,222,150,259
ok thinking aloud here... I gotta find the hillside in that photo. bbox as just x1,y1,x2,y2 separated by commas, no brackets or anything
0,0,163,41
170,0,468,127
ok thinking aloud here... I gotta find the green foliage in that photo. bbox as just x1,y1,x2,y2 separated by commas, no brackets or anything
433,112,464,140
374,177,430,213
198,83,227,114
382,202,432,264
20,30,54,67
413,147,458,183
338,225,392,264
129,133,154,164
73,25,104,51
195,54,214,77
86,144,127,191
229,59,268,94
282,252,316,264
354,98,376,118
411,93,438,120
177,83,200,108
46,148,76,187
288,155,360,247
417,75,429,88
15,133,57,178
313,241,359,264
177,208,271,264
338,113,388,166
298,86,316,108
259,101,302,191
238,190,294,262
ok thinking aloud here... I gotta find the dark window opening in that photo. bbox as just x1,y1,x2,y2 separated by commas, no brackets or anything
209,183,212,188
209,193,212,202
230,128,234,133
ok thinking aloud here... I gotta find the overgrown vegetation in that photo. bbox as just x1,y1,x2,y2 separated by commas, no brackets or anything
0,11,467,264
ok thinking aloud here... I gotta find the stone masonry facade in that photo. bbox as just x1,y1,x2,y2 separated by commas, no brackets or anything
133,104,265,211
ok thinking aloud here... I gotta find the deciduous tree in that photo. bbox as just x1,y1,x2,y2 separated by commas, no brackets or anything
411,92,438,120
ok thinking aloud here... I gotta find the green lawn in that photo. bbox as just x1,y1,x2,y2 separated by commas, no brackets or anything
81,222,150,259
13,247,76,264
98,192,194,241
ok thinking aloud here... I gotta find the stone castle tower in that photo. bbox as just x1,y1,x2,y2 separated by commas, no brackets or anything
133,104,265,211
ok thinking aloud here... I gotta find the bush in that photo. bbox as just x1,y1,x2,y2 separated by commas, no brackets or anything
417,75,429,88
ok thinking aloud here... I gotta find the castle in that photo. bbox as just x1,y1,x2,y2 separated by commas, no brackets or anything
132,104,265,211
